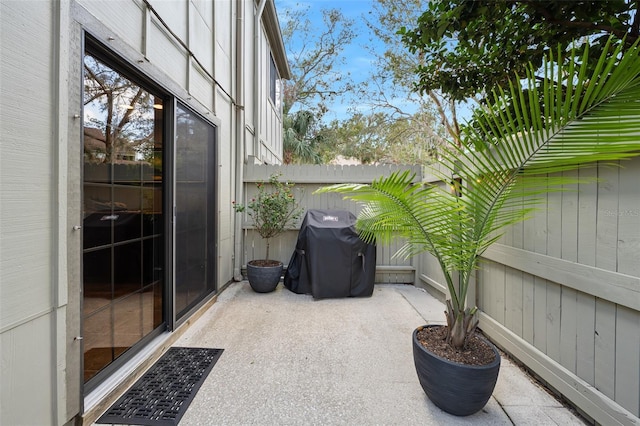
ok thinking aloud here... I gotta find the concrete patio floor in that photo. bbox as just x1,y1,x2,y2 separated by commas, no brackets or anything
160,282,587,425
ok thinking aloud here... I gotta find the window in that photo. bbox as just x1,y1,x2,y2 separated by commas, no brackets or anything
269,53,280,107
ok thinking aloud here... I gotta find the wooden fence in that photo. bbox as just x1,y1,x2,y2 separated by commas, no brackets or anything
419,157,640,425
239,163,421,284
241,159,640,425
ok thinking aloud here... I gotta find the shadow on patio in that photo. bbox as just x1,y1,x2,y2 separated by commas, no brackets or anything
168,282,586,425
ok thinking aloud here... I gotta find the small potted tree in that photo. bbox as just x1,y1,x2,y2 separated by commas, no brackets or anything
318,38,640,415
234,173,302,293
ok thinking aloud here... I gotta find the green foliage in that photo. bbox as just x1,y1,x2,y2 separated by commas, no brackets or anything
399,0,639,101
359,0,457,145
320,111,443,164
317,37,640,349
281,6,356,116
283,110,322,164
233,174,303,261
84,55,157,163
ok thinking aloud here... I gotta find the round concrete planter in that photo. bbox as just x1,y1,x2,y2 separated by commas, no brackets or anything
412,325,501,416
246,260,283,293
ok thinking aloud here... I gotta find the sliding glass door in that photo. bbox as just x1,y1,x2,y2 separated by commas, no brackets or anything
174,103,217,319
82,39,218,391
82,51,165,386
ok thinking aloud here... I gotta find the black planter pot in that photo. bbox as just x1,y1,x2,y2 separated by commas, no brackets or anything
246,260,283,293
412,325,501,416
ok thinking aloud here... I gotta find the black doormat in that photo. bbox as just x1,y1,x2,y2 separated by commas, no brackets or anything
96,347,224,426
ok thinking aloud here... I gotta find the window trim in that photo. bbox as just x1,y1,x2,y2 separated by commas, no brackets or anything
269,53,279,107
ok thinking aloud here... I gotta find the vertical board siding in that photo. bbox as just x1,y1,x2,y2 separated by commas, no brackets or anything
217,95,235,283
191,66,215,110
417,160,640,420
77,0,144,49
189,2,214,70
148,20,189,87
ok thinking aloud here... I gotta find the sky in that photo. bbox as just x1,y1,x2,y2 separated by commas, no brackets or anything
273,0,385,122
273,0,476,126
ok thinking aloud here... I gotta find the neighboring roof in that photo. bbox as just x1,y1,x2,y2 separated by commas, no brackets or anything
262,0,291,80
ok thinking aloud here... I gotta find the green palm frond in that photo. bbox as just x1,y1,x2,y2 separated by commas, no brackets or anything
317,36,640,315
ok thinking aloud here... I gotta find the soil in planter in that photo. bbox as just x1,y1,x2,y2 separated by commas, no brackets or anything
416,326,497,366
248,259,282,267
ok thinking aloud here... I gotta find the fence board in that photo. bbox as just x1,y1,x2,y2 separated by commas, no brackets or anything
575,292,596,385
533,277,548,353
547,189,562,258
596,163,619,271
577,167,598,267
533,192,548,255
521,272,535,344
594,299,616,401
420,252,448,295
614,306,640,415
561,170,579,262
617,156,640,277
481,260,506,324
545,281,562,361
504,267,523,337
559,287,578,373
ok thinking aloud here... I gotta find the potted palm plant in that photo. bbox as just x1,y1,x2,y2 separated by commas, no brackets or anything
318,37,640,415
234,173,302,292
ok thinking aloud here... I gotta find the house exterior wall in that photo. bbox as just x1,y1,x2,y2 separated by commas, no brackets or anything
0,0,288,424
246,3,285,165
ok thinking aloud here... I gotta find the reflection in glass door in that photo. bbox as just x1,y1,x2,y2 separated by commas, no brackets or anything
82,52,164,385
174,104,217,319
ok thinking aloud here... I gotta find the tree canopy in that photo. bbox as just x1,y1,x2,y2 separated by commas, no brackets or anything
400,0,640,101
280,6,355,116
357,0,452,150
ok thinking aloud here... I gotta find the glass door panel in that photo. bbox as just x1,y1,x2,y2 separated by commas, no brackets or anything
83,52,165,385
175,103,216,319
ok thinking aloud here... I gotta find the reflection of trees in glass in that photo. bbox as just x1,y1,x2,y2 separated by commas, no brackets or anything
83,55,157,164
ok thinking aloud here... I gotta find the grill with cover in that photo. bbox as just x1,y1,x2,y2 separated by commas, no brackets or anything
284,209,376,299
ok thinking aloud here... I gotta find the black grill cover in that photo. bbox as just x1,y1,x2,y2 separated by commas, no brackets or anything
284,209,376,299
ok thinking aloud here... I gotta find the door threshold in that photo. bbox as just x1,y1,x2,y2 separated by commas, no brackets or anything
82,333,170,424
81,289,223,425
